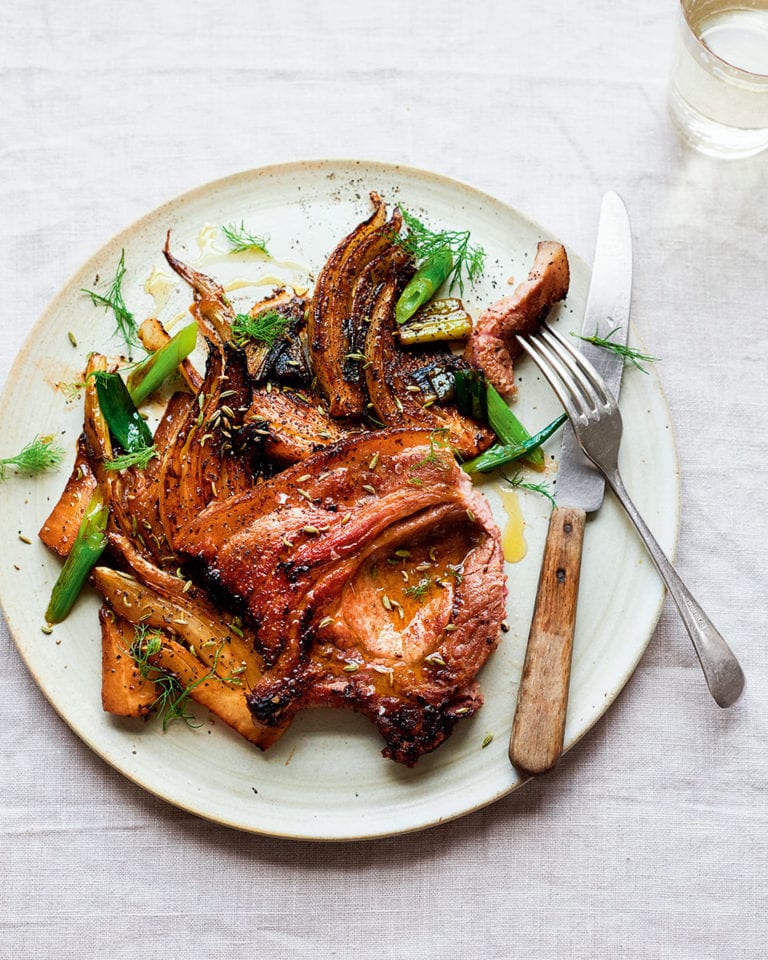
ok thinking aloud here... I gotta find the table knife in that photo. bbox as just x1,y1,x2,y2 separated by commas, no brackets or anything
509,191,633,775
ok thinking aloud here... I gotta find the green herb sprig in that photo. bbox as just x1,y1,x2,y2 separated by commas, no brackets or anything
130,627,200,730
82,250,141,352
412,428,456,473
501,470,556,508
232,310,291,348
221,222,270,255
0,435,65,480
573,326,659,373
404,578,433,602
129,628,240,732
397,208,486,295
104,447,158,472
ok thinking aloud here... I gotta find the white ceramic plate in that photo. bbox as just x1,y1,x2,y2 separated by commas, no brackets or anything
0,161,678,840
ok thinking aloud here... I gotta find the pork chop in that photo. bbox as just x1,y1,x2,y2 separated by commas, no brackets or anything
176,428,506,765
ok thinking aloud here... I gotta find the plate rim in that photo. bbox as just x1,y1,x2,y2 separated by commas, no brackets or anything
0,158,681,840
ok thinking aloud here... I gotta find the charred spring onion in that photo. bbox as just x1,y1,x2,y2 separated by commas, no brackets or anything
455,371,548,472
45,489,108,623
395,248,453,326
462,413,567,475
397,298,472,345
126,321,198,405
93,371,154,452
454,369,487,422
485,382,546,471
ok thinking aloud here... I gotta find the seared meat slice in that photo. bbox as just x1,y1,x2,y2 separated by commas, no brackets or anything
176,428,506,765
364,271,495,459
465,241,570,397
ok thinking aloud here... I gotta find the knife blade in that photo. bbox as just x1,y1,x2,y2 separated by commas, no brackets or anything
509,191,633,775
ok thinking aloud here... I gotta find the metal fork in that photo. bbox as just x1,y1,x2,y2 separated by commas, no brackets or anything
517,322,745,708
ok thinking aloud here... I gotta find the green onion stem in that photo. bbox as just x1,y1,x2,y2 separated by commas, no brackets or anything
486,383,545,471
126,321,198,406
45,490,108,623
395,248,453,326
93,372,154,452
462,413,567,475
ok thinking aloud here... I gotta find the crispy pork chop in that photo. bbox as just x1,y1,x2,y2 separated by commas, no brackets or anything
176,428,506,765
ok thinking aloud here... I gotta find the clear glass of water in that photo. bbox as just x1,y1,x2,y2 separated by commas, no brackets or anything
668,0,768,158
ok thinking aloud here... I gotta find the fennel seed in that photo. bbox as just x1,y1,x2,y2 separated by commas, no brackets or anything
425,652,446,666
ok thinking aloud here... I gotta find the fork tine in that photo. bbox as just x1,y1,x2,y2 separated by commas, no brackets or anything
541,323,612,407
516,335,587,425
539,327,606,412
532,331,600,416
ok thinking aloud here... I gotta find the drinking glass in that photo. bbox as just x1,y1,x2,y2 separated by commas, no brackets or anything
668,0,768,158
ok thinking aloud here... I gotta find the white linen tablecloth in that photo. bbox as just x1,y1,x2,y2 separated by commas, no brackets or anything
1,2,766,957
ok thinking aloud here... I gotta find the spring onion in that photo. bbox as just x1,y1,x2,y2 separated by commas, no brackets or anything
92,372,154,453
397,298,472,345
486,383,546,471
395,248,453,326
45,489,108,623
126,321,198,405
454,369,487,422
462,413,567,474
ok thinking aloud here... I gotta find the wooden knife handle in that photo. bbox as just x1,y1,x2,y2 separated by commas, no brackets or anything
509,506,586,775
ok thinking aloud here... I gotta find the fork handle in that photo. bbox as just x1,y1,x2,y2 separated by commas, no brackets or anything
605,468,745,707
509,506,586,775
